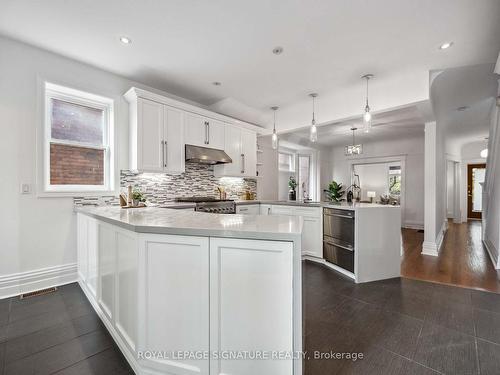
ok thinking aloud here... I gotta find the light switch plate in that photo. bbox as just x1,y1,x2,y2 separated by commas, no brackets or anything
21,183,31,194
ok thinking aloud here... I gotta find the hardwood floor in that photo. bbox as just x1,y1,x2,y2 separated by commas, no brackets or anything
401,220,500,293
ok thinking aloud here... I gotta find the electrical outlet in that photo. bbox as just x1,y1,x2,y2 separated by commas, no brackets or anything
21,183,31,194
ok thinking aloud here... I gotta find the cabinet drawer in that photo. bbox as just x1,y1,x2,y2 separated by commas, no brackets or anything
236,204,260,215
294,206,321,218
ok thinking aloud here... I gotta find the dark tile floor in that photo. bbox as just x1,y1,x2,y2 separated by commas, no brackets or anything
1,262,500,375
303,260,500,375
0,283,133,375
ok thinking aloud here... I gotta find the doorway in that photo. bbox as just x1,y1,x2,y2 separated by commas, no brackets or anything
467,163,486,219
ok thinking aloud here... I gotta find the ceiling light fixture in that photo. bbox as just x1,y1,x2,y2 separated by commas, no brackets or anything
362,74,374,132
439,42,453,50
119,36,132,44
271,106,279,150
456,106,469,111
345,127,363,156
272,46,284,55
212,81,222,86
481,137,489,158
309,93,318,142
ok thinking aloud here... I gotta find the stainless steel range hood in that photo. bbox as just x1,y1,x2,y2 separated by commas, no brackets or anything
185,144,232,165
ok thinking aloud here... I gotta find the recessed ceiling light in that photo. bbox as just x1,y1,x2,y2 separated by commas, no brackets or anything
456,106,469,111
212,81,222,86
119,36,132,44
272,46,284,55
439,42,453,50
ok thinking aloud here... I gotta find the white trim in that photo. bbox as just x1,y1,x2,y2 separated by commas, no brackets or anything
302,256,356,280
403,221,424,230
124,87,265,134
0,263,77,299
421,220,447,256
483,239,500,270
38,80,116,197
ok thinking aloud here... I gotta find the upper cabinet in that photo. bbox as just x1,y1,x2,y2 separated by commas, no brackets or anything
129,97,185,173
125,87,261,175
185,113,225,150
215,126,256,177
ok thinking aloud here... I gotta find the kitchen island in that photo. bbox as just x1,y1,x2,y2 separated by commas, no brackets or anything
76,206,303,375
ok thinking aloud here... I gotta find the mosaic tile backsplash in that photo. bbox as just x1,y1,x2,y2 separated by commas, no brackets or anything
74,163,257,207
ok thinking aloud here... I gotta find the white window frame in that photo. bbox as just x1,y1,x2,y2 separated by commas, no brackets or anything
42,82,115,195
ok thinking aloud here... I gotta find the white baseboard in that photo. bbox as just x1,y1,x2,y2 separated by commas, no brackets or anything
403,221,424,230
421,221,448,257
302,255,356,280
483,239,500,270
0,263,77,299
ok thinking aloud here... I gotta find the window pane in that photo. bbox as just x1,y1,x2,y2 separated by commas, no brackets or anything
389,175,401,195
298,155,310,200
50,143,104,185
472,167,485,212
51,98,104,144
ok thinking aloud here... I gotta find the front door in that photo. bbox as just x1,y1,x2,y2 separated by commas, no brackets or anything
467,163,486,219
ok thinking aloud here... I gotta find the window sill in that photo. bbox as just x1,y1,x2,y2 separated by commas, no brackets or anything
37,190,118,198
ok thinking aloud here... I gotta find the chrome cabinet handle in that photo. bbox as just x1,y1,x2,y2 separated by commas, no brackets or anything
239,208,248,211
241,154,245,173
207,121,210,144
324,240,354,252
324,213,354,219
267,207,271,214
164,140,168,167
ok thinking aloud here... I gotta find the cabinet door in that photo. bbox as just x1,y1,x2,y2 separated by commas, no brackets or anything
87,217,98,298
137,98,164,172
302,216,323,258
138,235,209,375
77,214,88,283
220,125,242,176
271,205,294,216
240,129,257,177
210,238,293,375
236,204,260,215
98,222,116,322
164,106,185,173
206,119,225,150
260,204,272,215
185,113,206,147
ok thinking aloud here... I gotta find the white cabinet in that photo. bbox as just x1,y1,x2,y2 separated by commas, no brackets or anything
130,97,185,173
260,204,272,215
77,214,98,298
185,113,225,150
215,126,257,177
269,205,323,258
210,237,293,375
138,234,210,375
236,204,260,214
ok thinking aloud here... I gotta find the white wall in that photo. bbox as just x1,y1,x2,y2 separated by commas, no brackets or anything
482,78,500,268
323,135,424,228
446,160,455,218
0,35,219,293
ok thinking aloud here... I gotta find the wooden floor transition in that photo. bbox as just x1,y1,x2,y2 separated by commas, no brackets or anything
401,220,500,293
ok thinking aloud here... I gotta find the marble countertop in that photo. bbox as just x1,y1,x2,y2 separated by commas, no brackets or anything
76,206,303,242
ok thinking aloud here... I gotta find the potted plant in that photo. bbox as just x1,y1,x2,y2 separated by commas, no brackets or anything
324,181,345,202
288,176,297,201
132,190,146,207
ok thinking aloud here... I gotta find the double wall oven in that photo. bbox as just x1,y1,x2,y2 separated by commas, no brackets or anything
323,208,355,273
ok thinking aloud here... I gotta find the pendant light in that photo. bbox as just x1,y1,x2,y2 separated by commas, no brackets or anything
480,137,489,158
362,74,374,132
309,93,318,142
345,127,362,155
271,106,279,149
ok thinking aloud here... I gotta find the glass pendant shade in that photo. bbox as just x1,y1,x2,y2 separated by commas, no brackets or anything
364,106,371,122
272,131,278,149
310,123,318,142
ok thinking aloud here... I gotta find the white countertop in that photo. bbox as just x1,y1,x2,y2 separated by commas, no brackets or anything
76,206,303,242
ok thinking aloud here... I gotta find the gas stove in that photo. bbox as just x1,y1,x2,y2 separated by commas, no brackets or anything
175,196,236,214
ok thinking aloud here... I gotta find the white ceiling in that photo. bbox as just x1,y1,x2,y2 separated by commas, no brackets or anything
278,104,426,148
430,63,498,155
1,0,500,130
